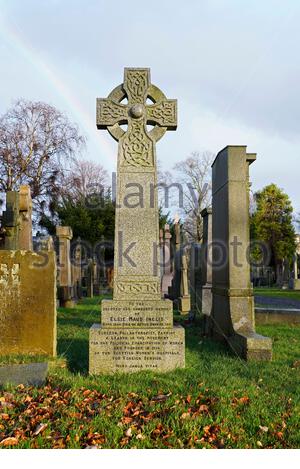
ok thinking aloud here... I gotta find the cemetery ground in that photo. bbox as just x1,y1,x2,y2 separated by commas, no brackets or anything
0,296,299,450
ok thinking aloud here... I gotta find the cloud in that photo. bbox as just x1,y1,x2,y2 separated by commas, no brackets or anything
0,0,299,214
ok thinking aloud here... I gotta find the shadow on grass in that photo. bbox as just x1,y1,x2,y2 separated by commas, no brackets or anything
57,338,89,374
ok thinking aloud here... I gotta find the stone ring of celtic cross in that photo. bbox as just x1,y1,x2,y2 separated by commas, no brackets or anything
105,84,169,142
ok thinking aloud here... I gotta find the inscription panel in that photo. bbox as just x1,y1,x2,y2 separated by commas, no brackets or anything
90,325,185,374
101,299,173,327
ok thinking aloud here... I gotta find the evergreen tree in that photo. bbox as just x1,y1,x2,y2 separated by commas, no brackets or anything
251,183,296,283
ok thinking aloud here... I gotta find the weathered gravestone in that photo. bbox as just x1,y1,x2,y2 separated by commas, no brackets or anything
87,258,94,298
2,191,20,250
0,249,56,356
168,218,181,301
292,252,300,290
200,208,213,332
178,252,191,315
190,242,202,315
18,185,33,250
162,224,173,296
71,238,82,299
56,226,74,307
211,146,272,360
1,186,33,251
90,67,185,373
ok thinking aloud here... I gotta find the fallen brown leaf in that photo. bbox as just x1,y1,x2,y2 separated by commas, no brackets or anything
0,437,19,447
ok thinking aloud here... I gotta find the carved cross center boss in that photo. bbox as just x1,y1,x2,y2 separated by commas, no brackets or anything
96,68,177,167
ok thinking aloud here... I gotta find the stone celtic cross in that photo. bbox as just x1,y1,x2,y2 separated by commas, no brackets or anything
97,68,177,167
90,69,184,375
96,68,177,300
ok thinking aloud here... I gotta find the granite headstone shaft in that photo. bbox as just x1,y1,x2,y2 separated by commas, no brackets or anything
211,145,272,360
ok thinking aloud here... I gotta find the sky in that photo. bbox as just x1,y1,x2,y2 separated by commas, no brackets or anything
0,0,299,215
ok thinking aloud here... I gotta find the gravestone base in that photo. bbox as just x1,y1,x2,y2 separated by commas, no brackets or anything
228,331,272,361
211,289,272,361
0,362,48,386
201,285,213,334
89,324,185,374
178,296,191,315
58,286,75,308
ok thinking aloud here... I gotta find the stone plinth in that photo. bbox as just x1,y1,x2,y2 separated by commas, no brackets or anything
0,250,56,356
211,146,272,361
178,296,191,314
90,68,185,374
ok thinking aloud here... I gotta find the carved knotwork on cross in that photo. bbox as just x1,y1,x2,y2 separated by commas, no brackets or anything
96,68,177,167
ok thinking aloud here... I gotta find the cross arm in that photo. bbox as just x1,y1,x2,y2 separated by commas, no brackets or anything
146,99,177,129
96,98,128,129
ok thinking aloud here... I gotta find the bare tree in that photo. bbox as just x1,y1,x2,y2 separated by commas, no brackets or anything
173,151,214,242
62,158,109,202
0,99,85,211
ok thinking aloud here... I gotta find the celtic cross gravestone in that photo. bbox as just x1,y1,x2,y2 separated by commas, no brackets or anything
89,68,185,374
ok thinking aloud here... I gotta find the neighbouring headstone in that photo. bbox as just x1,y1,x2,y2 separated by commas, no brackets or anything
2,191,20,250
0,362,48,386
87,258,94,298
190,242,202,315
178,252,191,315
72,238,82,299
90,67,185,373
0,250,57,356
168,217,182,301
291,252,300,290
162,224,173,296
200,208,213,333
159,228,164,281
107,266,114,290
211,145,272,360
18,185,33,250
281,258,290,289
56,226,74,308
93,256,100,295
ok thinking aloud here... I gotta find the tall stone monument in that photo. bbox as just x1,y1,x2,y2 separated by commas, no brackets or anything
90,68,185,373
211,146,272,360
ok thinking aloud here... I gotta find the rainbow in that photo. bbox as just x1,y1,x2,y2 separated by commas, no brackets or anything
0,11,116,166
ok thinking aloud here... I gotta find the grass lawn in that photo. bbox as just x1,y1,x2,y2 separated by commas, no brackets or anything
254,287,300,301
0,296,299,449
